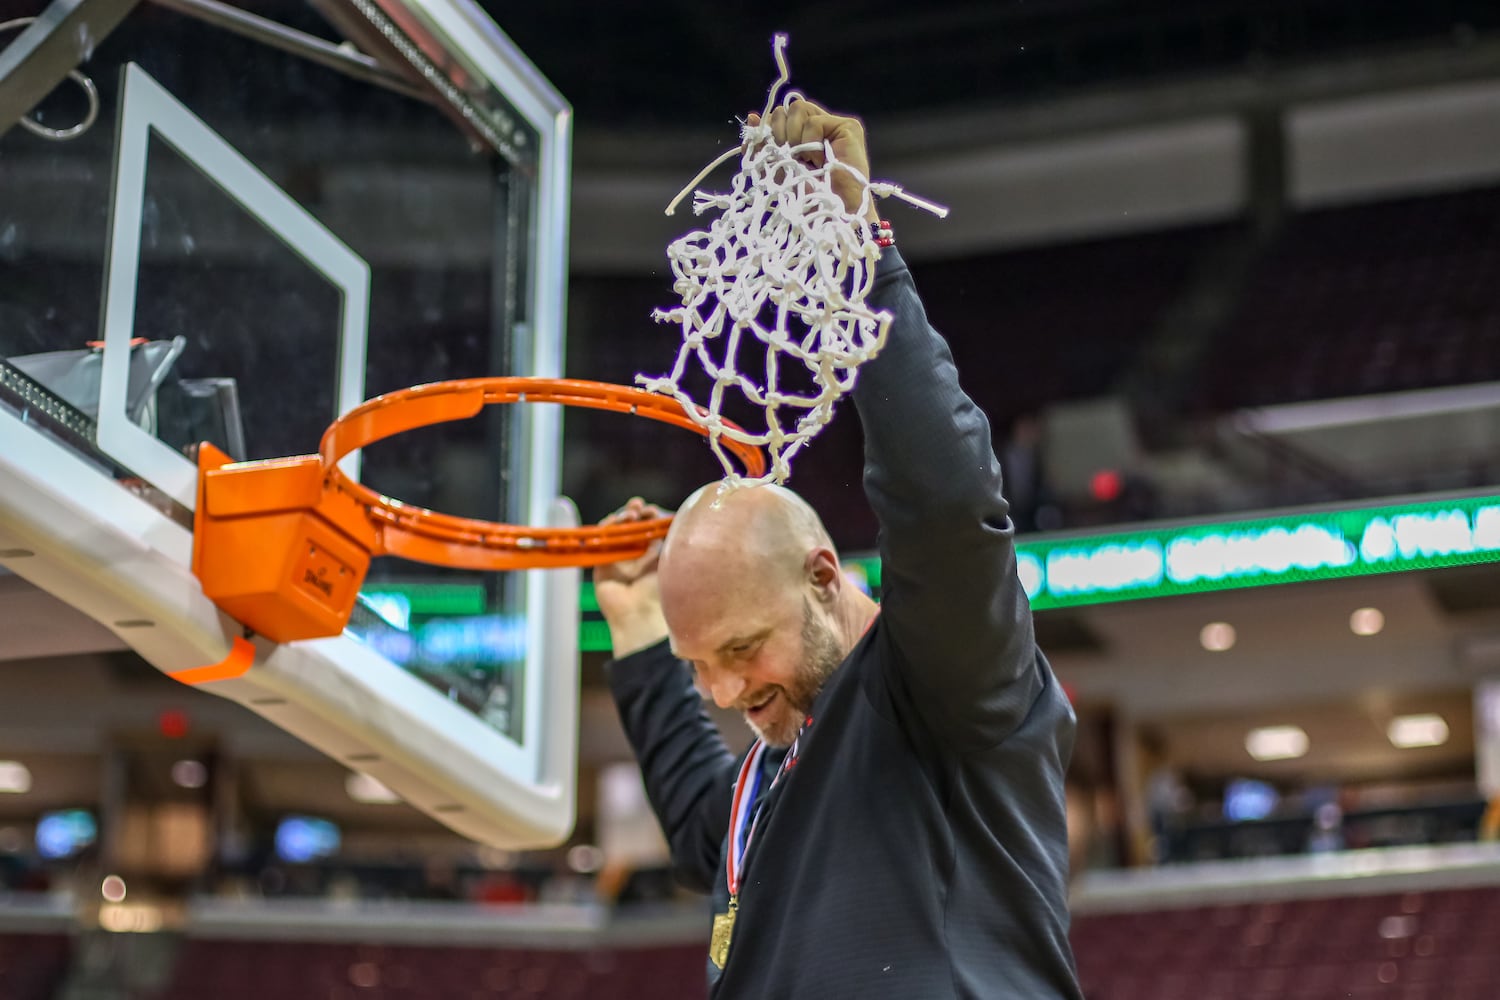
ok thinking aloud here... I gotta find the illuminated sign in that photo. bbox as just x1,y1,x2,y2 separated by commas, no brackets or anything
378,495,1500,653
361,582,488,617
355,613,528,666
1013,494,1500,611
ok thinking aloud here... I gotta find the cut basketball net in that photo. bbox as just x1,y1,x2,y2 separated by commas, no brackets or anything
638,34,948,488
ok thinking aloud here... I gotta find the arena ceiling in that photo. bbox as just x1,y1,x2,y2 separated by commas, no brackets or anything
484,0,1499,126
196,1,1500,128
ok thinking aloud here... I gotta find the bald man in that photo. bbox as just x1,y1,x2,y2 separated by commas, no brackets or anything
596,98,1082,999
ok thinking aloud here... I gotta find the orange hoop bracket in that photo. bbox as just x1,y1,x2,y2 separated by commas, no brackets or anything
192,378,765,643
169,636,256,687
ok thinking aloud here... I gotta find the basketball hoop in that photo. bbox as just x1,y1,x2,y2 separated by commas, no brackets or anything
193,377,765,643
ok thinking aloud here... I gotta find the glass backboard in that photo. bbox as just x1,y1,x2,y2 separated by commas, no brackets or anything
0,0,577,846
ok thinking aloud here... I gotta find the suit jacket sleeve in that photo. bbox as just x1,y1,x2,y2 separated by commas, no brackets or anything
605,639,738,892
853,248,1044,750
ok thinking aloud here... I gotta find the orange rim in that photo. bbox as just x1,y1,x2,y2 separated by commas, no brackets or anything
318,378,765,568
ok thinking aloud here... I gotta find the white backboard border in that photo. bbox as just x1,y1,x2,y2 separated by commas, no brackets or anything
97,62,372,509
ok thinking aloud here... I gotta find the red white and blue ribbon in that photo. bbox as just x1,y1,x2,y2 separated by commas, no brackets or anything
726,740,769,895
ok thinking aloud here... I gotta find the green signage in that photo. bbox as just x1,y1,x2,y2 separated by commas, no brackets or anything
1011,493,1500,611
369,494,1500,653
361,581,488,618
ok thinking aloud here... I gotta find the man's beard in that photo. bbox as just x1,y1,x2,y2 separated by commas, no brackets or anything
745,600,846,748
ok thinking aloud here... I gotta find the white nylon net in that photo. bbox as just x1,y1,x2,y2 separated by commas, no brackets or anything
637,35,947,488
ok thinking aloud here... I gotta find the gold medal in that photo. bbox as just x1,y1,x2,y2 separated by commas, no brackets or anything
715,742,779,971
709,895,738,968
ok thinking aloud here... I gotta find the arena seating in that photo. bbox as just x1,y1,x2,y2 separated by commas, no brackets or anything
1072,886,1500,1000
564,222,1233,546
910,225,1238,430
0,932,72,1000
6,884,1500,999
574,221,1235,430
148,938,705,1000
575,185,1500,442
565,186,1500,534
118,886,1500,999
1197,185,1500,412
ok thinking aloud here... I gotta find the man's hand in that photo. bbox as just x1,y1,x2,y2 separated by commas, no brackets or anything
594,497,671,658
749,97,878,223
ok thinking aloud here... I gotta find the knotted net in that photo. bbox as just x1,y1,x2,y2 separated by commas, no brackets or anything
637,35,947,488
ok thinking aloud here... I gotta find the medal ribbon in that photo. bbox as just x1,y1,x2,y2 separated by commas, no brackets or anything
726,739,769,895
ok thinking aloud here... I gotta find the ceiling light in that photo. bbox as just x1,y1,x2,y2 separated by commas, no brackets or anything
0,761,31,794
345,773,401,804
362,593,411,632
1350,607,1385,636
566,844,603,874
171,760,208,789
101,875,128,903
1387,714,1448,749
1200,622,1237,652
1245,725,1309,761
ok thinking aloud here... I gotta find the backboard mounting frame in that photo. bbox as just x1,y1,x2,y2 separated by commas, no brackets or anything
0,0,579,845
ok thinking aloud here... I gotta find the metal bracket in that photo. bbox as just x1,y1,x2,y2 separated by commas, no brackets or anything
0,0,139,141
146,0,434,105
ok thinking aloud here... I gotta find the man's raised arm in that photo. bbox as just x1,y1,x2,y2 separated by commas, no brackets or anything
853,246,1046,749
597,500,738,892
756,98,1046,751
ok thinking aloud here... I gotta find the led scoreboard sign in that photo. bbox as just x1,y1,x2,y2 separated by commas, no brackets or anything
384,494,1500,653
996,493,1500,611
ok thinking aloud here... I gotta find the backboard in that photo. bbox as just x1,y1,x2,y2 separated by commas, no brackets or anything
0,0,577,846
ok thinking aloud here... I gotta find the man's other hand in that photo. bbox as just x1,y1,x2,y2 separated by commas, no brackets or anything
594,497,671,658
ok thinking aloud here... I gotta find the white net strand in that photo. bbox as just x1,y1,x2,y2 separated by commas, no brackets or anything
639,35,948,489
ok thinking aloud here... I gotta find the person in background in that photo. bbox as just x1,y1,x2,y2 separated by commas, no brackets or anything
1480,793,1500,842
1001,413,1052,532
